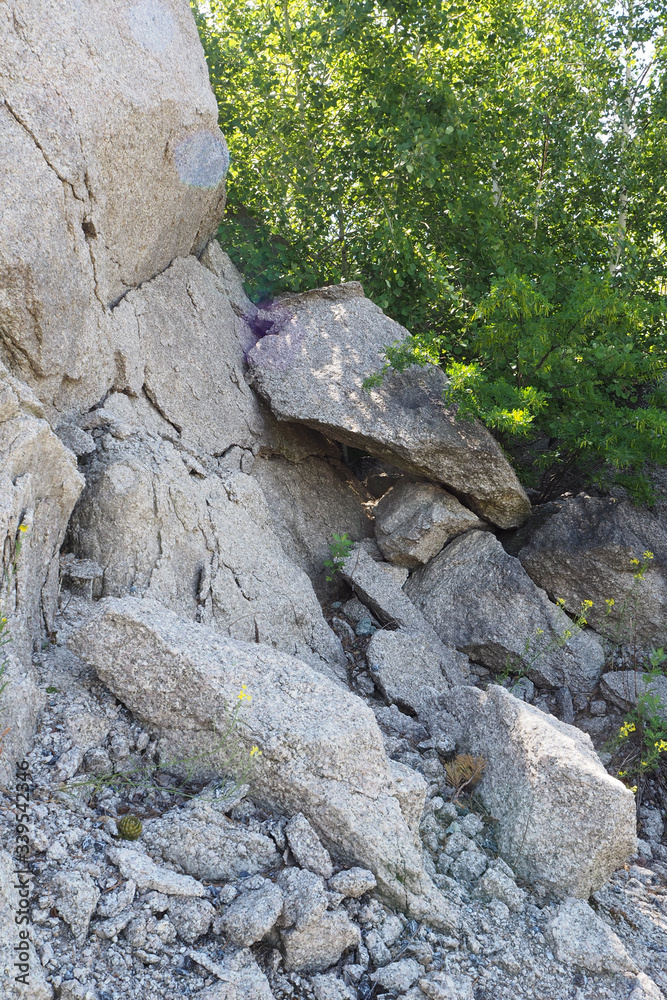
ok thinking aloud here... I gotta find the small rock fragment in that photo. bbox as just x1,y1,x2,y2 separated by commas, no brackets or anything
54,871,100,945
281,910,361,973
168,897,216,943
278,867,328,930
311,973,356,1000
419,972,474,1000
93,908,134,940
475,861,526,913
371,958,422,992
374,479,486,567
548,897,638,973
449,848,488,882
96,879,136,919
107,847,206,897
218,883,284,946
285,813,334,878
328,868,377,898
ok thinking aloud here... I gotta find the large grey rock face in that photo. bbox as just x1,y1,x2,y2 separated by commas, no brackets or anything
0,0,228,413
374,480,486,567
405,531,605,691
248,283,531,529
251,455,374,597
448,684,636,897
516,494,667,648
0,366,83,780
108,256,264,455
67,433,345,680
69,597,458,929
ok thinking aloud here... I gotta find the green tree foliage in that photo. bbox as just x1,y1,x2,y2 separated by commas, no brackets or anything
194,0,667,496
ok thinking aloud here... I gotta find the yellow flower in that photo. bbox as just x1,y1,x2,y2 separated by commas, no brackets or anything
654,740,667,753
582,600,593,609
238,685,251,702
630,785,638,794
18,524,29,533
605,598,615,607
250,746,262,758
643,551,654,560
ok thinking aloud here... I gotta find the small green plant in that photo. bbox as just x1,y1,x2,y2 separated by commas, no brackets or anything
610,687,667,793
324,532,354,582
116,814,143,841
600,551,655,670
498,599,593,686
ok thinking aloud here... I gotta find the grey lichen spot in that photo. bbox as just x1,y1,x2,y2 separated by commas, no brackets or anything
174,131,230,189
128,0,176,55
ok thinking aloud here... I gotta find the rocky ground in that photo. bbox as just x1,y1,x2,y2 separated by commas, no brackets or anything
1,593,665,1000
2,4,667,999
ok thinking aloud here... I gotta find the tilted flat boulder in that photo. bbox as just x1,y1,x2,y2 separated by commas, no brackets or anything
0,0,228,413
374,480,486,567
69,597,458,930
515,494,667,648
405,531,605,691
447,684,636,897
248,283,531,529
340,542,436,633
68,433,345,682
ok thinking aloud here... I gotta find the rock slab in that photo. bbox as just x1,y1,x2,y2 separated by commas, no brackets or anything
374,479,486,567
248,283,531,528
405,530,605,691
516,494,667,648
448,684,637,897
548,898,637,973
600,671,667,720
69,597,458,929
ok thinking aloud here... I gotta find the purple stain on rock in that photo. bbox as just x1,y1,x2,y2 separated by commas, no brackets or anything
247,310,307,370
174,131,229,189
